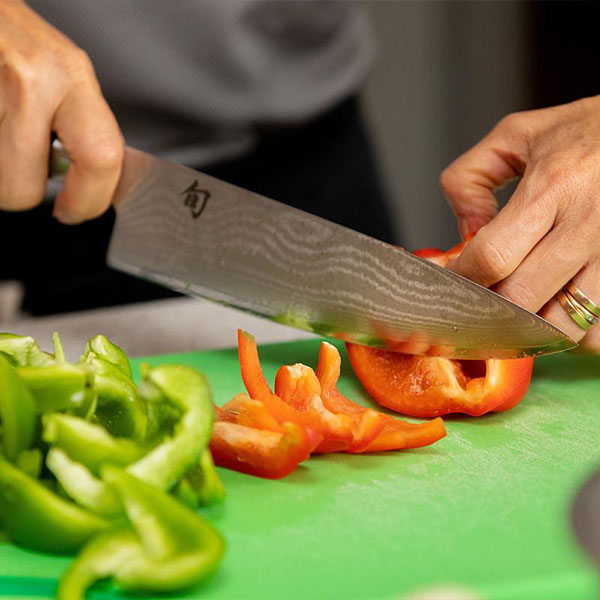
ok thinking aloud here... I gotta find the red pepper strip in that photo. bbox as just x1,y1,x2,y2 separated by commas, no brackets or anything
316,342,446,452
274,364,355,453
217,394,285,432
316,342,384,451
209,421,316,479
414,234,474,267
347,237,534,418
237,330,313,429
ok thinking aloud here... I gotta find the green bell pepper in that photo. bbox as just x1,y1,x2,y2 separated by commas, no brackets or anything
46,448,121,517
0,333,54,367
42,413,146,474
58,466,225,598
16,363,96,417
175,449,226,508
0,355,36,462
126,364,214,489
81,334,132,378
86,356,146,440
0,453,110,553
16,448,43,479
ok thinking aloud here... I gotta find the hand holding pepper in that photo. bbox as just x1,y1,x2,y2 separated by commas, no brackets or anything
441,96,600,352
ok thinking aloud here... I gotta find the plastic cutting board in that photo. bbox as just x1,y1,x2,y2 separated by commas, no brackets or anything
1,339,599,599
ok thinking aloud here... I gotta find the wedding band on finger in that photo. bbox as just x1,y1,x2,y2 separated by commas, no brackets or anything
565,280,600,318
556,288,596,330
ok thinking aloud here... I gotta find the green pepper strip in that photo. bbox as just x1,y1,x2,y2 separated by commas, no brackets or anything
0,333,54,367
84,356,146,440
57,466,225,599
81,334,132,378
42,414,146,475
46,448,121,517
0,454,110,554
16,363,96,417
15,448,43,479
126,364,214,489
175,449,225,508
0,355,36,462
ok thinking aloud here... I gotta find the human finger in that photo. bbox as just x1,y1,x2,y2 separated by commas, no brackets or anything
52,58,123,224
447,172,556,288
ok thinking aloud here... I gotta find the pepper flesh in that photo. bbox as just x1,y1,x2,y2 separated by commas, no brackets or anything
126,364,214,489
58,466,225,599
315,341,446,451
0,453,110,553
210,420,316,479
0,355,36,462
347,239,535,418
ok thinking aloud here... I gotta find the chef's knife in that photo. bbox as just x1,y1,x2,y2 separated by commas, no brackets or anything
49,142,576,359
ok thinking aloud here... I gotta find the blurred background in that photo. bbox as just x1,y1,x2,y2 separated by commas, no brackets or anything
1,0,600,322
364,0,599,251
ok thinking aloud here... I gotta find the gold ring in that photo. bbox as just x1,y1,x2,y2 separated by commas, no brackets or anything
565,280,600,318
556,289,594,330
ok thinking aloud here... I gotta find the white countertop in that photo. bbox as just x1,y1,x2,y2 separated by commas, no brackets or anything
0,297,315,360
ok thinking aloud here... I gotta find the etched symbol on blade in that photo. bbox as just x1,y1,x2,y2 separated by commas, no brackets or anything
181,180,211,219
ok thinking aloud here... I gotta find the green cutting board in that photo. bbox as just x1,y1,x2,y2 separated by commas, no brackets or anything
1,339,599,599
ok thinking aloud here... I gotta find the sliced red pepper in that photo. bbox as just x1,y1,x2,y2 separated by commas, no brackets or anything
348,238,534,418
217,394,285,432
238,329,354,453
237,330,312,428
316,341,446,452
209,421,315,479
274,364,355,453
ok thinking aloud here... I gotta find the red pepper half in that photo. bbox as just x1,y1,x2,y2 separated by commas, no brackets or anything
347,239,534,418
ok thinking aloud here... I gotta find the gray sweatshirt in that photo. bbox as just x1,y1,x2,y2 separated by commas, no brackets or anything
30,0,375,166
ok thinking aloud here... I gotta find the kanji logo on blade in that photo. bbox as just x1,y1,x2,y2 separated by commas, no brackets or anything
181,180,211,219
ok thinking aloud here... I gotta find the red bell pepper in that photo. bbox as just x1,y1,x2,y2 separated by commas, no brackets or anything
239,330,356,453
211,330,448,479
209,421,316,480
315,341,446,451
347,239,534,418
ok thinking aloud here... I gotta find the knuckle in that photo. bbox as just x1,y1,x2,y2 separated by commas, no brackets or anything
0,51,43,95
497,112,524,133
439,166,460,198
0,184,44,211
76,135,124,173
66,47,95,75
471,233,514,283
500,281,537,310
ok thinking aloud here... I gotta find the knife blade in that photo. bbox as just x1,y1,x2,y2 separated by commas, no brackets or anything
50,143,576,359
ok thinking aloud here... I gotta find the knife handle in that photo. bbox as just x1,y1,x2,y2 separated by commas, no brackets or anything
48,137,70,179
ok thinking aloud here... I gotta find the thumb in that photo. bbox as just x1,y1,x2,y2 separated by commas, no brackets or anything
440,113,530,238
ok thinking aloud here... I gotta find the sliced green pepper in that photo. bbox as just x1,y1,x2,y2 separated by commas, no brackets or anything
0,333,54,367
58,466,225,598
0,355,36,462
84,356,146,440
81,334,132,378
126,364,213,489
46,448,121,517
42,414,146,474
15,448,43,479
16,363,96,417
175,449,225,508
0,453,110,553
